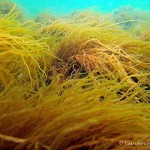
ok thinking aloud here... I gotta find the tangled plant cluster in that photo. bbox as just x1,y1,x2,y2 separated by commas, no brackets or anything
0,3,150,150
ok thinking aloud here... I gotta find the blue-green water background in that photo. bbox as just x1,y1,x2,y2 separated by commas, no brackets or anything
11,0,150,17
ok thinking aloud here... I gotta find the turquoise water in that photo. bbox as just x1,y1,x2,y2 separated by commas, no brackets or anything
12,0,150,17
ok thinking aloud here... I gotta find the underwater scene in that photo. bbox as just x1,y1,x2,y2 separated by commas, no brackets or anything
0,0,150,149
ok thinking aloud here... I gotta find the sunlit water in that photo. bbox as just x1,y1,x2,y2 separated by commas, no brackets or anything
11,0,150,17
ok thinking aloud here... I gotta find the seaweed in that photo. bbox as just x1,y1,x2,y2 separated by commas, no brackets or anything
0,3,150,150
34,11,57,25
113,6,150,41
0,0,26,22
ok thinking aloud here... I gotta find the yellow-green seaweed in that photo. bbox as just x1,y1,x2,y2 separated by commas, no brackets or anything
0,4,150,150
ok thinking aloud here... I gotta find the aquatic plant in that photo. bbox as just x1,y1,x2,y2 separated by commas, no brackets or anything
113,6,150,41
38,11,150,104
0,0,16,14
0,4,150,150
0,70,150,149
0,7,54,100
34,11,57,25
0,0,26,22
